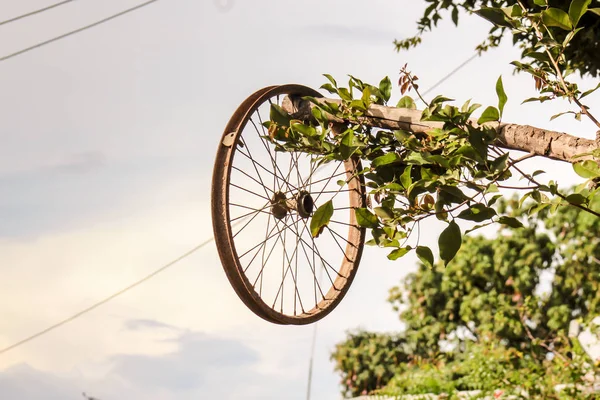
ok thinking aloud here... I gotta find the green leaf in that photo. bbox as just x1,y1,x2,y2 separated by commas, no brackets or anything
573,160,600,179
589,8,600,17
477,106,500,124
372,153,401,168
439,220,462,265
465,222,493,234
400,166,412,189
451,6,459,25
468,128,488,159
542,8,573,30
533,0,547,6
291,123,316,136
550,111,575,121
430,95,454,104
457,204,497,222
388,246,411,260
338,87,352,101
496,76,507,118
340,130,358,160
323,74,337,87
474,7,514,27
379,76,392,103
569,0,591,27
374,207,394,220
355,208,379,228
491,152,510,172
320,83,337,94
397,96,416,109
581,83,600,99
416,246,434,268
350,99,367,111
310,200,334,237
270,104,292,127
497,216,524,228
566,193,587,205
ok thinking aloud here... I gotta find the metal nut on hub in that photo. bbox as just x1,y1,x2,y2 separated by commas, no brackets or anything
297,191,314,218
271,192,288,220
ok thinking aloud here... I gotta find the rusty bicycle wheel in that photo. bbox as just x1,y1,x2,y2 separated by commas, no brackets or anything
211,85,366,325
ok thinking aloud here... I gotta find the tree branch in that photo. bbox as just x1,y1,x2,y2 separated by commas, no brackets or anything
282,96,598,163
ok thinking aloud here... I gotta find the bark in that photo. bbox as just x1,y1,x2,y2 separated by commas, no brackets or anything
281,96,598,163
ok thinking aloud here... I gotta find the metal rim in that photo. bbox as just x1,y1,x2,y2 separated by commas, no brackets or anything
211,84,366,325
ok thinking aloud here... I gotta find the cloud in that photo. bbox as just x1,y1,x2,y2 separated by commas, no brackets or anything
110,331,259,392
0,364,76,400
123,319,180,332
0,324,303,400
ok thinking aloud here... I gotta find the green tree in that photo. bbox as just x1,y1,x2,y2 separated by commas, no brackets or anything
331,201,600,398
395,0,600,77
289,0,600,397
268,0,600,267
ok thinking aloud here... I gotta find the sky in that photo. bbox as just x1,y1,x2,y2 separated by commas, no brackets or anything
0,0,599,399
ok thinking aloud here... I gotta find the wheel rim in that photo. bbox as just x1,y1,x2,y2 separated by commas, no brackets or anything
212,85,366,325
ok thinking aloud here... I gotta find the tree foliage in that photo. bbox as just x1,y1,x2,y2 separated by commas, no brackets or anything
331,201,600,398
396,0,600,78
266,0,600,267
310,0,600,399
265,1,600,395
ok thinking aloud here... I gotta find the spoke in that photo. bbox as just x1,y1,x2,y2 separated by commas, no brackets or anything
326,226,354,262
293,218,344,286
293,212,301,315
270,219,312,312
230,182,271,202
250,116,288,193
325,225,358,249
279,218,305,314
230,208,271,223
312,162,343,204
329,219,360,229
238,220,288,261
232,202,269,240
231,166,275,195
281,151,296,194
316,189,355,194
305,170,346,190
253,214,278,291
279,220,286,313
235,147,294,191
252,109,299,192
239,136,273,200
230,201,270,213
297,231,326,304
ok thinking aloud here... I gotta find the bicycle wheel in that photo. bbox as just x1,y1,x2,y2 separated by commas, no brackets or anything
211,84,366,325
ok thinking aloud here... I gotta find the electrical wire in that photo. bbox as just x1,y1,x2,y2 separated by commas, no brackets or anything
422,52,479,96
0,0,76,27
0,0,161,64
0,235,213,355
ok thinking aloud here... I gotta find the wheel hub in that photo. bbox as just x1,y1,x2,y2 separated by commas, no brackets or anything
270,190,314,219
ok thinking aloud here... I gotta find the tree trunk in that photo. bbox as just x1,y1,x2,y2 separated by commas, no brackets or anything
281,96,598,163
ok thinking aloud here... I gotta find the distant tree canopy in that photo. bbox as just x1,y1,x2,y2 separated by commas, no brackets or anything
331,200,600,398
396,0,600,77
310,0,600,397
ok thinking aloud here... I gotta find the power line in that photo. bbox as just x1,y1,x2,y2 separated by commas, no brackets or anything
0,0,77,27
0,0,161,64
422,52,479,96
0,236,213,355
